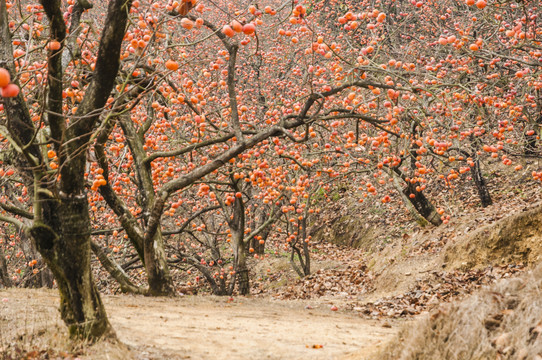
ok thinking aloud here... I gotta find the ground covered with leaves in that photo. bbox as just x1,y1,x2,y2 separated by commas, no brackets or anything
3,163,542,359
374,265,542,360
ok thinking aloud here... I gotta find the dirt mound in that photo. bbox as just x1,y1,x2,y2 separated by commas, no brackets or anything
443,204,542,270
357,198,542,301
373,264,542,360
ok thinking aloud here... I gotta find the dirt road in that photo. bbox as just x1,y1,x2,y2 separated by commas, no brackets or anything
1,289,397,359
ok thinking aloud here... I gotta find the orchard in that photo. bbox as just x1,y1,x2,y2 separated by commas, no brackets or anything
0,0,541,341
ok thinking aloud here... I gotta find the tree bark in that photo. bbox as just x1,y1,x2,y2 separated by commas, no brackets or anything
249,207,270,255
391,172,430,226
19,229,53,288
471,158,492,207
0,0,133,339
0,246,13,287
233,226,250,295
119,115,175,296
95,115,175,296
525,132,538,155
524,116,541,156
144,229,175,295
31,196,113,339
236,245,250,296
249,232,267,255
391,169,441,226
403,182,443,226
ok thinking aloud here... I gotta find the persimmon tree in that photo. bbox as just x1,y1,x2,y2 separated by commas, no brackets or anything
83,0,402,296
0,0,133,338
2,0,541,340
162,171,285,295
305,0,542,216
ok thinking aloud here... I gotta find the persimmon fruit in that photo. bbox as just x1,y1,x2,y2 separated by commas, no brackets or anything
47,41,61,51
1,83,19,98
242,23,255,35
165,60,179,71
222,25,235,37
0,68,10,88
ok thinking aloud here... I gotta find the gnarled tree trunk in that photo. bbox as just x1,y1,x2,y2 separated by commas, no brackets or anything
235,236,250,295
0,0,133,339
144,229,175,296
31,196,113,338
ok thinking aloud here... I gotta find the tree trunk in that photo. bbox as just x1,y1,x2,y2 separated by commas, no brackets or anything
19,230,53,288
39,261,55,288
236,234,250,295
289,243,311,277
398,125,442,226
403,183,443,226
31,196,113,339
471,158,492,207
0,0,133,340
524,116,541,156
0,246,13,287
249,229,268,255
525,132,538,155
249,206,271,255
111,115,176,296
390,169,440,226
144,229,175,296
302,236,310,276
237,266,250,295
390,172,429,226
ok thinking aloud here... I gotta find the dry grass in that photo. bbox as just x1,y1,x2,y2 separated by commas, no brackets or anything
0,289,135,359
442,204,542,270
373,264,542,360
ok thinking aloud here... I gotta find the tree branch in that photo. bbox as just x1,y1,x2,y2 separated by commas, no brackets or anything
40,0,67,150
90,240,146,294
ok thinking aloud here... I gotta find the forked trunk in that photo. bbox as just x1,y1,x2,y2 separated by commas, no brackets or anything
31,196,113,339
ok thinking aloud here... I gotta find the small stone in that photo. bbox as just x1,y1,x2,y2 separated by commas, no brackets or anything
493,333,510,351
516,348,528,360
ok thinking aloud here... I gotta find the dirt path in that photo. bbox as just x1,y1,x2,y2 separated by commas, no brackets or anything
1,289,397,359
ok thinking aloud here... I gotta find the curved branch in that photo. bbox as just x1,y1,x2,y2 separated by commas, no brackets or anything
90,240,146,295
0,214,29,233
163,205,221,236
144,133,235,164
0,202,34,219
